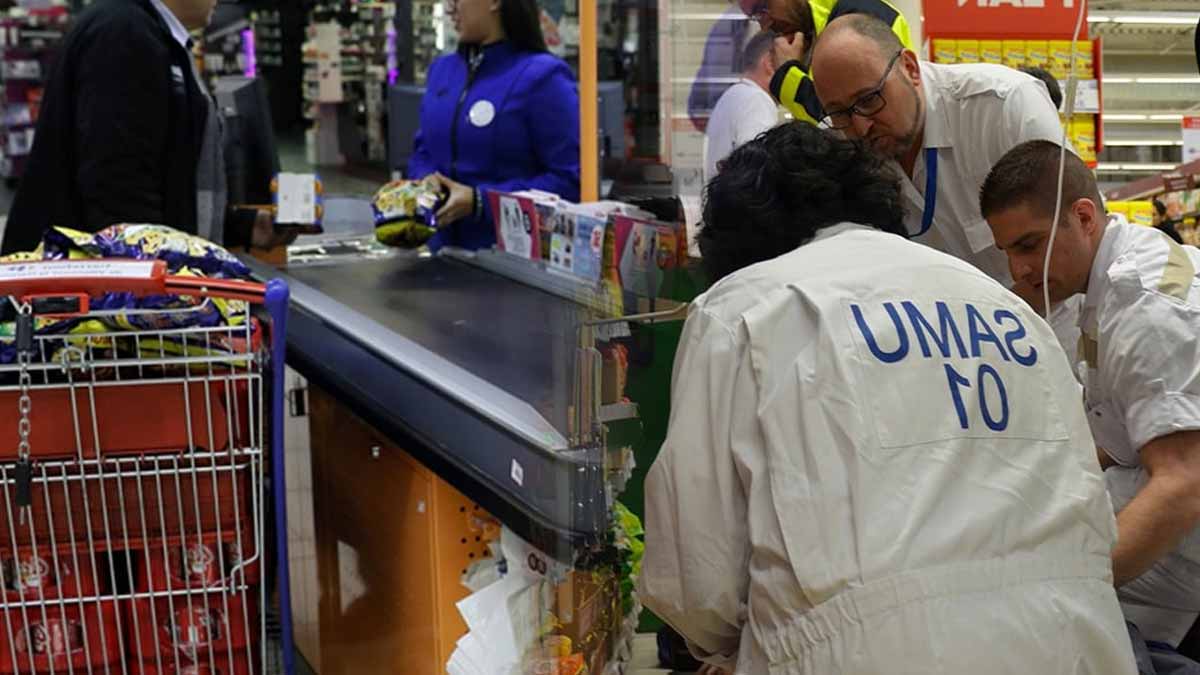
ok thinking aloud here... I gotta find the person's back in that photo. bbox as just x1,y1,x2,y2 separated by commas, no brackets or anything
702,30,779,183
3,0,210,254
638,123,1135,674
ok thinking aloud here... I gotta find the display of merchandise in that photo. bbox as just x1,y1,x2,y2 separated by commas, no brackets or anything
200,13,253,90
303,1,396,164
931,36,1101,166
0,5,67,180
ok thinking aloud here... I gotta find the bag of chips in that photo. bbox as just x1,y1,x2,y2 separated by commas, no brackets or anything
372,177,446,248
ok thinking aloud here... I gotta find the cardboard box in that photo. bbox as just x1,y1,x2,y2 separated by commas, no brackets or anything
980,40,1003,64
1003,40,1027,69
1025,40,1049,69
933,39,957,64
956,39,979,64
1074,39,1094,79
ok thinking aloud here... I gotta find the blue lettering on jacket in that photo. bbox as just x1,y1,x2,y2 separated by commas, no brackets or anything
853,300,1037,368
994,309,1038,366
851,302,909,363
965,303,1010,362
902,300,967,359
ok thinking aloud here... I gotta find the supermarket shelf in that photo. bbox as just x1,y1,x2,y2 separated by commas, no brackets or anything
599,402,638,423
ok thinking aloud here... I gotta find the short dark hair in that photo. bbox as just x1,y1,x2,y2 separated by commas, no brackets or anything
737,30,774,74
1019,66,1063,110
817,13,902,60
699,122,907,282
979,140,1103,223
1153,198,1168,217
501,0,548,52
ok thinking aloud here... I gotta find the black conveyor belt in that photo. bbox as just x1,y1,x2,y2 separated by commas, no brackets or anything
245,253,608,562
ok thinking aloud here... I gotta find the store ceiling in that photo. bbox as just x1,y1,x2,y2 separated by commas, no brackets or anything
1084,4,1199,180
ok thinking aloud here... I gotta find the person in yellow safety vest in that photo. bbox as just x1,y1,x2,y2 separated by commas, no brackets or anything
738,0,913,125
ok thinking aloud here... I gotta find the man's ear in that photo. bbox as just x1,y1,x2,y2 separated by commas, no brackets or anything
900,49,921,87
1074,197,1102,237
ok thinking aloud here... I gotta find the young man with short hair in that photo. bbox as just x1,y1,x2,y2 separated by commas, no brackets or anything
984,139,1200,672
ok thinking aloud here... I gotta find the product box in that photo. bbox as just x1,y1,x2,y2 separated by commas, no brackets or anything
1107,201,1130,220
956,39,979,64
1128,201,1155,227
1003,40,1027,69
1074,39,1094,79
1049,40,1073,79
980,40,1003,64
1071,115,1096,165
933,39,957,64
1025,40,1049,69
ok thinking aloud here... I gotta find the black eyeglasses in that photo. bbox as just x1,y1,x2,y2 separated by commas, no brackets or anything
820,50,903,130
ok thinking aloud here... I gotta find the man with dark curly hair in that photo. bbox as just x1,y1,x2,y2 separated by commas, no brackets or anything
637,122,1136,674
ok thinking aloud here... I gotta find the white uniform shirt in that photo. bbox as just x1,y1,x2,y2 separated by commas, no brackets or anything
898,62,1069,286
1078,221,1200,646
149,0,191,49
703,79,780,184
638,224,1133,674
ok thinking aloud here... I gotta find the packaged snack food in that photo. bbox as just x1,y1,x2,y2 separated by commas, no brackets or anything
372,177,447,248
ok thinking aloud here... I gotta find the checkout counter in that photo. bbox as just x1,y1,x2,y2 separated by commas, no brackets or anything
245,197,663,674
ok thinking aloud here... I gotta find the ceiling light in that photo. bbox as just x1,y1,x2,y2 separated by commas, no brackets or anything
1136,77,1200,84
1103,114,1148,121
1150,114,1184,120
1096,163,1181,173
1102,77,1134,84
1108,15,1199,25
1102,140,1183,146
1087,16,1109,23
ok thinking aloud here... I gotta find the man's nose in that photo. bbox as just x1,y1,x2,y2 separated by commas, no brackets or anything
849,114,873,139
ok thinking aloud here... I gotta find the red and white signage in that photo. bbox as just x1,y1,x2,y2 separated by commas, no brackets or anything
923,0,1086,38
1183,117,1200,165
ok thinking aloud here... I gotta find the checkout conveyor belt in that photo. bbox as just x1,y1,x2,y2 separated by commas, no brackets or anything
242,252,610,562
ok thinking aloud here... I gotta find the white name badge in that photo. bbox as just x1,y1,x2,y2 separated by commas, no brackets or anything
469,100,496,128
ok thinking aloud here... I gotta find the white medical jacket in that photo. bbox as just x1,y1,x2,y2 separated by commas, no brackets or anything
899,62,1068,286
638,224,1134,674
1078,221,1200,646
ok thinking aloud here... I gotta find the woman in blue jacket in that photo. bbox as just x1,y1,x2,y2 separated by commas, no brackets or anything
409,0,581,251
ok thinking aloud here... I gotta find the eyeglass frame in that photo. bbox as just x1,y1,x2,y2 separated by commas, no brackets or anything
820,50,905,130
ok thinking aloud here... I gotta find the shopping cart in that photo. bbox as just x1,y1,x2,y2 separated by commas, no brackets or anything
0,259,293,675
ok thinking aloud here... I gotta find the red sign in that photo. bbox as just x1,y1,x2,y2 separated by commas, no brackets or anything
922,0,1086,38
1183,117,1200,131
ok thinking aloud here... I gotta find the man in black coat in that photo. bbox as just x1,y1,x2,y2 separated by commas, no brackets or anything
1,0,284,254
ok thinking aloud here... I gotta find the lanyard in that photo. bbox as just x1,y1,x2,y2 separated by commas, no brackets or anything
916,147,938,237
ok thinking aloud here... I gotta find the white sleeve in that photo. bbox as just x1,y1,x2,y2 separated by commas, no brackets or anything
1104,292,1200,451
637,307,751,669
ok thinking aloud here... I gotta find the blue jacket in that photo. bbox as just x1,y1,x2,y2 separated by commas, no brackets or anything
409,42,580,251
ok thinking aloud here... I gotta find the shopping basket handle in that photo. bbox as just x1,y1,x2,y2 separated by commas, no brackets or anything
0,259,267,306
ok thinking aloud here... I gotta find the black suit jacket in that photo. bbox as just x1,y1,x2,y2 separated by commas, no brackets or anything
3,0,250,254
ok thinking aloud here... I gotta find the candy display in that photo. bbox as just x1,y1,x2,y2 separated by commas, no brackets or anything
372,177,446,248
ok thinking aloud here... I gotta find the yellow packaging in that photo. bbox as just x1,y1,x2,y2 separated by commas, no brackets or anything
1070,115,1096,165
1107,201,1130,219
979,40,1008,64
1128,201,1155,227
1025,40,1049,69
933,39,957,64
980,40,1003,64
1003,40,1027,69
1049,40,1073,79
956,39,979,64
1074,39,1094,79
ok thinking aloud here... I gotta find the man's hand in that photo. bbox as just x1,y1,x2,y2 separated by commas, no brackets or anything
431,172,475,226
772,31,807,68
249,209,299,250
1112,430,1200,586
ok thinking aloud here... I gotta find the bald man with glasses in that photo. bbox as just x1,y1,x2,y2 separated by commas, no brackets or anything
810,14,1069,309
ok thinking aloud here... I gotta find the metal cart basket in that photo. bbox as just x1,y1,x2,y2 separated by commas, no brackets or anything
0,259,292,675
